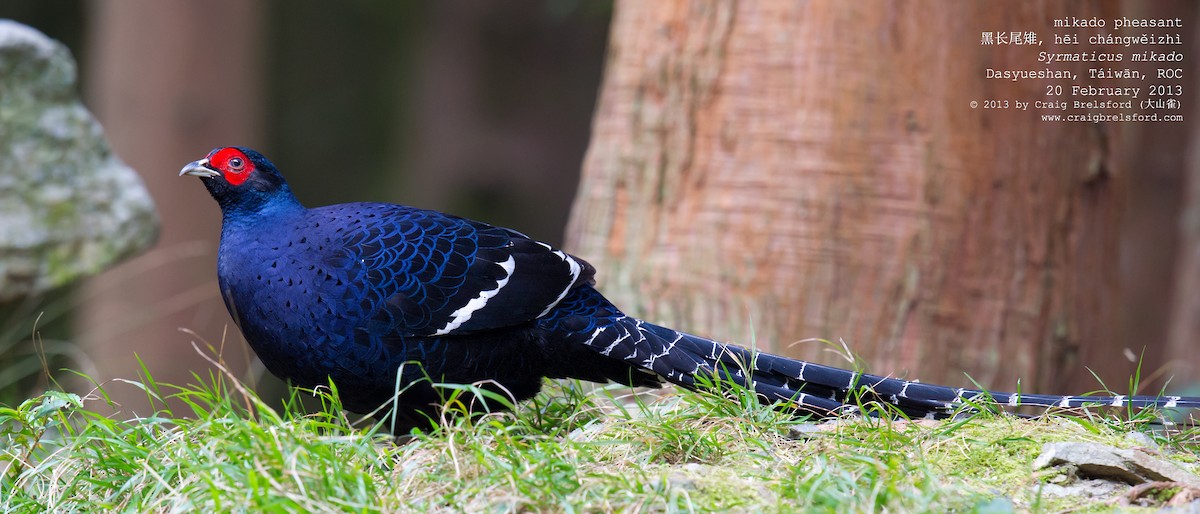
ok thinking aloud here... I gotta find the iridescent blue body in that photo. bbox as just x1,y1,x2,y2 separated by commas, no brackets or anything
183,147,1199,431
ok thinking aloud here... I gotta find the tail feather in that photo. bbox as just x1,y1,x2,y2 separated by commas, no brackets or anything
591,315,1200,418
542,286,1200,418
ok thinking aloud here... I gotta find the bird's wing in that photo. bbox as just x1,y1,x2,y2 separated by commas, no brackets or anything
325,203,594,337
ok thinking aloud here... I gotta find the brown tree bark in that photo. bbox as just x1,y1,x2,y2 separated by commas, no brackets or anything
77,1,264,413
1127,1,1197,389
567,0,1136,393
1168,119,1200,386
1166,2,1200,385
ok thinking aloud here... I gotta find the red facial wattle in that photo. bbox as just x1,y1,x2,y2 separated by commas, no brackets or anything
207,147,255,186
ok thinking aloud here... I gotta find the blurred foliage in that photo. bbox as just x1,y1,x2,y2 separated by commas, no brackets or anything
0,1,86,68
0,292,77,407
265,0,612,243
263,1,428,207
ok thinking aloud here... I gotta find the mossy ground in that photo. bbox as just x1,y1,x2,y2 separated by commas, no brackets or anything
2,367,1197,513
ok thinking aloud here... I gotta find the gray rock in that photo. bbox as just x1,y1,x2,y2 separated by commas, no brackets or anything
0,20,157,301
1033,441,1200,486
1036,478,1126,500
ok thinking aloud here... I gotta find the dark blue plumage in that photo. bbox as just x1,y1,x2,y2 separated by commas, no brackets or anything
182,147,1199,431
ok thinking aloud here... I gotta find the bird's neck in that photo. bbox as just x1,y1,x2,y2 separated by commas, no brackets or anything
219,192,306,230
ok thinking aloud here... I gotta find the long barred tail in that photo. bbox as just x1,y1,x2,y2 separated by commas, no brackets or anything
543,287,1200,419
614,317,1199,418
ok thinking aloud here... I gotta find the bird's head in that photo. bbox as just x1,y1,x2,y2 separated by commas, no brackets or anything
180,146,300,215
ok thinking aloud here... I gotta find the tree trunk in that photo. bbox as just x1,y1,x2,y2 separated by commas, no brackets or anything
1166,3,1200,385
1128,1,1197,389
1169,116,1200,386
77,1,264,413
567,0,1132,393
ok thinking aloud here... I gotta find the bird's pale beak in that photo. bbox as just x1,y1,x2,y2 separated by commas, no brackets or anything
179,158,220,178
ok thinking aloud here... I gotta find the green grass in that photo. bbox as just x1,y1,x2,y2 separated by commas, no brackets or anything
2,364,1198,513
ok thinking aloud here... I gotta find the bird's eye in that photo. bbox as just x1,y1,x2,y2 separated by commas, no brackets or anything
228,157,245,171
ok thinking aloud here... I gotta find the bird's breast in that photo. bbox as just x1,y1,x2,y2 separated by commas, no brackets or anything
216,229,382,381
